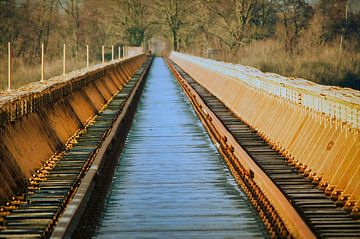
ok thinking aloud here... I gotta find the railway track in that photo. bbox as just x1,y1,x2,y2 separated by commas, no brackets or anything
0,58,152,239
94,58,268,238
168,60,360,238
1,56,358,238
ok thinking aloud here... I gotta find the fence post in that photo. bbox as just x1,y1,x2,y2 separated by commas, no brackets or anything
86,44,89,68
111,45,114,61
63,44,66,75
102,45,105,63
41,43,44,83
7,42,12,92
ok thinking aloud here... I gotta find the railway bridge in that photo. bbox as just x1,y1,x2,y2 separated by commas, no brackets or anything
0,51,359,238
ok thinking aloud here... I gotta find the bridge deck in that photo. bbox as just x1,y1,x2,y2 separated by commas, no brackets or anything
1,56,358,238
95,58,267,238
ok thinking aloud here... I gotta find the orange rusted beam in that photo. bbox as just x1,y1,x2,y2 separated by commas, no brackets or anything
51,57,152,239
170,52,360,215
167,59,316,239
0,54,146,203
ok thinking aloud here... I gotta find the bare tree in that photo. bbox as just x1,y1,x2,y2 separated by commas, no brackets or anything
202,0,255,43
108,0,151,46
280,0,314,53
153,0,189,51
58,0,82,57
198,0,276,51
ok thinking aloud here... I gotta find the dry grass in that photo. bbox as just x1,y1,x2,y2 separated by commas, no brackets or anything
232,39,360,90
0,57,89,92
1,40,359,91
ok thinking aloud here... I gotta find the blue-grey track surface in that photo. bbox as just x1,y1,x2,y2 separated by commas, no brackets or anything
95,58,267,238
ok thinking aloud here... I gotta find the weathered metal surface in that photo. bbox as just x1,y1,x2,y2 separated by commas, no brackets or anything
0,54,146,202
170,52,360,215
51,58,152,239
169,59,360,238
95,58,267,238
171,52,360,129
0,54,145,127
0,58,152,239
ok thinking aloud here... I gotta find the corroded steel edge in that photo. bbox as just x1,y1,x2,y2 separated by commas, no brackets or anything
0,54,145,127
167,59,316,239
50,58,153,239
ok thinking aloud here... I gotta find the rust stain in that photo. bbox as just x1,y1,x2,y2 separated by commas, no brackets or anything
326,141,335,151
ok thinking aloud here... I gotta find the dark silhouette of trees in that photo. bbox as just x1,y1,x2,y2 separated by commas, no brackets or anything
280,0,314,52
1,0,359,59
153,0,190,51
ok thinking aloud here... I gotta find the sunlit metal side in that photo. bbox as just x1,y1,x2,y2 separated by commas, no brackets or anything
170,52,360,215
167,59,317,239
50,57,152,239
171,52,360,130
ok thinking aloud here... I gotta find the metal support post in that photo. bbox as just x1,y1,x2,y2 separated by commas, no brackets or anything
86,44,89,68
102,45,105,63
111,45,114,61
7,42,12,92
41,43,44,83
63,44,66,75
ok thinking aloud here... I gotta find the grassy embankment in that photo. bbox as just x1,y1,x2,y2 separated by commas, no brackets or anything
227,39,360,90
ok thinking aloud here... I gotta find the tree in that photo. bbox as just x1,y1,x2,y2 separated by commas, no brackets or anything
196,0,277,54
280,0,314,53
0,0,17,51
318,0,360,49
58,0,82,57
251,0,278,39
198,0,255,50
109,0,150,46
153,0,189,51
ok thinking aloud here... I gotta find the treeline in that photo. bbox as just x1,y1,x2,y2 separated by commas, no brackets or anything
0,0,359,89
0,0,109,62
178,0,360,54
158,0,360,89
